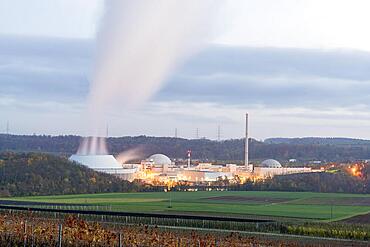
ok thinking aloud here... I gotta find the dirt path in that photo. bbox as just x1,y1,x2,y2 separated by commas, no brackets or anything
340,212,370,224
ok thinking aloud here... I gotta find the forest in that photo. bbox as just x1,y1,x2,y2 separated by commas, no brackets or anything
0,152,368,196
2,134,370,162
231,170,370,194
0,152,142,197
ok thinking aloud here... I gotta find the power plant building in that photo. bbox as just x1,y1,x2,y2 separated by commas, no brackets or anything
69,113,320,184
253,159,313,177
69,154,123,171
69,154,137,181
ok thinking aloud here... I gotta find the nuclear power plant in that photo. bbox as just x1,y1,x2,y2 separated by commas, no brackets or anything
69,113,319,183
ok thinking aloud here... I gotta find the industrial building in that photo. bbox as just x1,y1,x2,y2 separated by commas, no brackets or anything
69,154,138,181
253,159,313,177
69,113,319,184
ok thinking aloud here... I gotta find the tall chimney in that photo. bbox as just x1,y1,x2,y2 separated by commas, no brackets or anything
187,150,191,168
245,113,249,167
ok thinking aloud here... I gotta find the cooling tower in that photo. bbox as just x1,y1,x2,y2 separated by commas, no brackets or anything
69,154,123,170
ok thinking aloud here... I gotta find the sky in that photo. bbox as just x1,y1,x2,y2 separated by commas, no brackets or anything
2,0,370,140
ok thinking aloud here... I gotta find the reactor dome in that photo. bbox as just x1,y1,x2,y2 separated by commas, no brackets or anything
148,154,172,165
260,159,282,168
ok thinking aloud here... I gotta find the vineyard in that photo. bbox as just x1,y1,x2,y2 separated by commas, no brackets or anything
1,191,370,246
0,211,369,247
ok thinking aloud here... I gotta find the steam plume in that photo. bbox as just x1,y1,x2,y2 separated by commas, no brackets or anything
116,146,145,164
77,136,108,155
78,0,217,155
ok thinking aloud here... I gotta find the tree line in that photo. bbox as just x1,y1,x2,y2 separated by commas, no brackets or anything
231,171,369,193
0,152,368,197
2,134,370,162
0,152,142,197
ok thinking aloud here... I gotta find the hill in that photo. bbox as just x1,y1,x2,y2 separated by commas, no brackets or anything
264,137,370,146
0,152,141,197
247,172,368,193
2,134,370,162
0,152,368,196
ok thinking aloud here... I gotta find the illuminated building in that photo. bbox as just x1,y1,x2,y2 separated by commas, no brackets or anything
253,159,314,177
69,114,321,184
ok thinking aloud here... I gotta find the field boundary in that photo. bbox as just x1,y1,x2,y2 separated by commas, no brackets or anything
0,199,335,221
0,204,274,223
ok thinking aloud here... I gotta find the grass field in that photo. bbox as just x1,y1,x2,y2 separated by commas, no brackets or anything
5,191,370,221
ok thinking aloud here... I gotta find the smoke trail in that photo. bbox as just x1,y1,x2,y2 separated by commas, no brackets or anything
79,0,217,155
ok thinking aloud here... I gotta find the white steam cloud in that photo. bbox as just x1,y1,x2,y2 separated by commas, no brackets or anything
116,145,145,164
77,136,108,155
78,0,217,155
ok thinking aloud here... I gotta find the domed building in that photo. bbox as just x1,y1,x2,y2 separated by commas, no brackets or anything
260,159,282,168
139,153,174,175
253,158,313,177
70,154,123,170
148,154,172,166
69,154,138,181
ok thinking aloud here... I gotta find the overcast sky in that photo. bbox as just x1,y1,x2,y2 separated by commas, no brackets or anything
2,0,370,140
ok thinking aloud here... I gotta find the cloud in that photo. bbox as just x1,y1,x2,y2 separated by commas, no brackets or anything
3,36,370,110
0,0,102,38
2,36,370,138
0,35,92,102
217,0,370,52
159,46,370,108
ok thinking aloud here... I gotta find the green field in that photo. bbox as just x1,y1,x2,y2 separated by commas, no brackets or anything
5,191,370,221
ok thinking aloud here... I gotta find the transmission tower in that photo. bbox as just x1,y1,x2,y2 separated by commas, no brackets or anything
6,121,9,135
217,125,221,141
